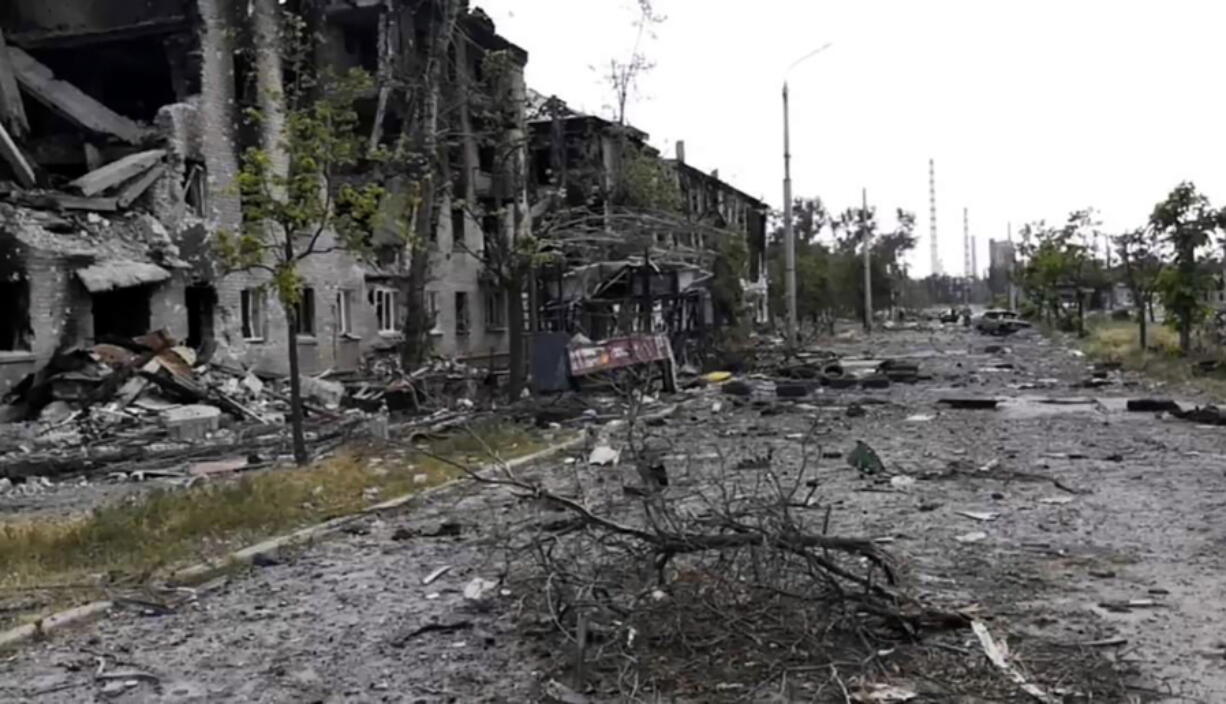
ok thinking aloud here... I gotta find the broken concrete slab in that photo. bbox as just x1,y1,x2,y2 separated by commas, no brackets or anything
161,404,221,441
0,30,27,139
187,457,249,477
8,46,147,145
299,376,344,409
116,164,166,208
69,149,165,197
0,120,34,187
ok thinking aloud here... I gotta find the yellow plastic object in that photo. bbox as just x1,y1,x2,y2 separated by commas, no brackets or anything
703,371,733,383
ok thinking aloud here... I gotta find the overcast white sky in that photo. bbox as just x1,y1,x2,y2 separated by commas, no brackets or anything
481,0,1226,277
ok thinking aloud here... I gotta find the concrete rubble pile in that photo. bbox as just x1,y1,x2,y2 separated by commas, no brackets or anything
0,328,371,483
337,357,486,416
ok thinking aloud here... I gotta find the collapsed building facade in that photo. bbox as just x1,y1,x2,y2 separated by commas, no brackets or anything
0,0,528,396
525,99,769,365
0,0,766,398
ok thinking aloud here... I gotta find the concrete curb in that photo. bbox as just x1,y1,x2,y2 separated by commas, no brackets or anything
0,434,584,652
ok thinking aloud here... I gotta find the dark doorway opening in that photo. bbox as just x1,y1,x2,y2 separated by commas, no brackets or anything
94,286,152,340
0,276,32,351
186,284,217,350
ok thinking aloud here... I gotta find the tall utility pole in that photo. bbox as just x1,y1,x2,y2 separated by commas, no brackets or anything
782,82,796,343
929,158,940,276
862,187,872,332
963,207,971,304
780,42,833,346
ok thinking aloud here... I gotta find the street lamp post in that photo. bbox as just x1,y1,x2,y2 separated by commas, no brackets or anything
782,42,832,346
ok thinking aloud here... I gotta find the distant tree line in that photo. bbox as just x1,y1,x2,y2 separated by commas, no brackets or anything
765,197,917,333
1013,182,1226,355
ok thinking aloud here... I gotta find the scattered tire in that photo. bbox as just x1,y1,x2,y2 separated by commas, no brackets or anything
775,382,809,398
722,380,753,397
1126,399,1181,414
860,375,890,389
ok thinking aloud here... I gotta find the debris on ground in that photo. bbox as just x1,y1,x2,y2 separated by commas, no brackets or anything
848,440,886,475
971,620,1058,703
939,398,1000,410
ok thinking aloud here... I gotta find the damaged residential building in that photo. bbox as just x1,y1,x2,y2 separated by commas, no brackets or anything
0,0,528,396
525,96,768,362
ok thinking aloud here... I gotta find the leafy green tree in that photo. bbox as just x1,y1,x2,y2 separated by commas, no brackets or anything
1017,216,1092,330
767,198,915,331
1114,227,1165,349
217,66,384,465
1149,181,1226,354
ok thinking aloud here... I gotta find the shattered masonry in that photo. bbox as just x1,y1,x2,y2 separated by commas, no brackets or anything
0,0,768,398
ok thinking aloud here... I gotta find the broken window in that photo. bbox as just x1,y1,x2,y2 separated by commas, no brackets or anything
478,144,496,173
241,288,267,341
451,208,466,250
336,289,354,337
373,287,399,334
184,162,207,217
340,23,379,72
94,286,152,341
295,287,315,336
484,290,506,330
427,291,440,332
481,213,499,251
455,291,470,336
0,276,32,351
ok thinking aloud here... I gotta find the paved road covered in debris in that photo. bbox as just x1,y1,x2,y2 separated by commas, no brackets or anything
3,326,1226,702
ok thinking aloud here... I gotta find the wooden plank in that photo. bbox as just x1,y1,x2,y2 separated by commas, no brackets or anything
8,46,146,144
117,163,166,208
0,30,28,139
0,119,35,187
69,149,164,196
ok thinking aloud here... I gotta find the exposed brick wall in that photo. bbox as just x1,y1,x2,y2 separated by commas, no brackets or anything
0,249,185,395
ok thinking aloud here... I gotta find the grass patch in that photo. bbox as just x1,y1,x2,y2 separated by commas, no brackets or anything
1082,318,1226,399
0,421,555,631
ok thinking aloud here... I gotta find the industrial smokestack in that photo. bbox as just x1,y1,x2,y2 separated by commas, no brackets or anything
929,159,940,276
676,140,686,164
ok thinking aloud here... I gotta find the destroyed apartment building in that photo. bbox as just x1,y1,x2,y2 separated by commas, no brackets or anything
525,95,769,360
0,0,530,400
0,0,766,405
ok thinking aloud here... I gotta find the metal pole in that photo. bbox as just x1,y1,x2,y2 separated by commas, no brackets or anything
782,82,796,344
779,42,831,346
862,187,871,332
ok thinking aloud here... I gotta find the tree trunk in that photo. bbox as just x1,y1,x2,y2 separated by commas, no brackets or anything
284,299,309,465
506,275,526,400
1137,300,1148,350
399,0,458,369
278,222,308,465
1076,292,1085,337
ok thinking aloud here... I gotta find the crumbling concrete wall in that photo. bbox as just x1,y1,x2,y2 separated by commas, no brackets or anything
0,232,185,395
